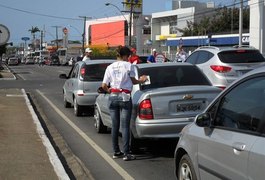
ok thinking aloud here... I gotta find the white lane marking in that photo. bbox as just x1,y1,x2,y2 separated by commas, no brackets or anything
36,89,135,180
17,74,26,80
22,89,70,180
58,70,66,74
6,94,24,97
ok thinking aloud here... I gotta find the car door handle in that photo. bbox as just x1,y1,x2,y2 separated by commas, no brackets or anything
232,142,246,152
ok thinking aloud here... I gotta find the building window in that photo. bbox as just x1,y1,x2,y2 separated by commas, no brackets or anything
170,21,178,34
143,28,151,35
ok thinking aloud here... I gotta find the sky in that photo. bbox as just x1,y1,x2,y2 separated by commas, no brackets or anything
0,0,234,45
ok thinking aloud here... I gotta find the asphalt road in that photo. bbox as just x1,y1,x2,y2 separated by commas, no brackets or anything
1,64,178,180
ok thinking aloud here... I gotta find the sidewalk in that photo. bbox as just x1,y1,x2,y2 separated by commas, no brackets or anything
0,89,68,180
0,63,16,80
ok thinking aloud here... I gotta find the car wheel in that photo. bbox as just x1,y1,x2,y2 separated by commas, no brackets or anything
74,97,83,116
63,93,71,108
94,106,107,133
130,133,141,153
178,154,197,180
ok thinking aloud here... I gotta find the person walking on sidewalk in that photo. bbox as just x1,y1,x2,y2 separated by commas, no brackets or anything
101,46,147,161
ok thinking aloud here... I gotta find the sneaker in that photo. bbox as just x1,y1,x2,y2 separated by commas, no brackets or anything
123,154,136,161
113,152,124,159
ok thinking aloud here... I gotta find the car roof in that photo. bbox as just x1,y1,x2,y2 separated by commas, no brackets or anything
136,62,193,68
195,45,259,53
77,59,116,65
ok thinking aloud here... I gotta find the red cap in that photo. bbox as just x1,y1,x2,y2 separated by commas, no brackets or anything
131,48,136,53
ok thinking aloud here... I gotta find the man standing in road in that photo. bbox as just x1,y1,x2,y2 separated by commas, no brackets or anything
101,46,147,161
147,49,157,63
82,48,92,61
128,48,140,64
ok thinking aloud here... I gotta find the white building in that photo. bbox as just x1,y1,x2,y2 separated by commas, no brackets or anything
249,0,265,54
151,0,215,53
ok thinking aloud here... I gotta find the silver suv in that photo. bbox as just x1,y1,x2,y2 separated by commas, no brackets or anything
174,66,265,180
59,60,115,116
185,46,265,89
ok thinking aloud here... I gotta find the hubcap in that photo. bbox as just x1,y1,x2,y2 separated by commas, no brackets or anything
179,162,192,180
94,109,99,129
74,98,77,113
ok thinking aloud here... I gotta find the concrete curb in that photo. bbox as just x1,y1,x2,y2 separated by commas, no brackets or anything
0,63,17,80
22,89,70,180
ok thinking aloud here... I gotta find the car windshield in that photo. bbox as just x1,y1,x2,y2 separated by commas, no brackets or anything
83,63,110,81
218,50,265,63
139,66,211,90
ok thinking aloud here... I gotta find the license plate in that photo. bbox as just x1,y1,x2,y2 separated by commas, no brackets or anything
177,103,201,112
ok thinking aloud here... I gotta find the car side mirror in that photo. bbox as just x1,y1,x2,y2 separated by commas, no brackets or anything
59,74,68,79
97,87,108,94
195,113,211,127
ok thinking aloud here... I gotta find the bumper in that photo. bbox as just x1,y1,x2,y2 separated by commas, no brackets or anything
133,117,194,138
76,93,99,106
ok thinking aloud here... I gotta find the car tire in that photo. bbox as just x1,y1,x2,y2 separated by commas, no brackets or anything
94,106,107,133
74,97,83,116
130,133,141,153
178,154,197,180
64,93,71,108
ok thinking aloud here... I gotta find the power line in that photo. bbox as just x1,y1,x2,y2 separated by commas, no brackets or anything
0,3,81,21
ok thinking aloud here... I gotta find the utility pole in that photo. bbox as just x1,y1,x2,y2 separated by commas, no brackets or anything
122,0,141,47
51,26,61,50
79,16,92,54
239,0,243,47
40,30,44,50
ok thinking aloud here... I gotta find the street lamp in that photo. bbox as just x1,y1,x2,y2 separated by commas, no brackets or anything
105,2,129,46
105,3,128,21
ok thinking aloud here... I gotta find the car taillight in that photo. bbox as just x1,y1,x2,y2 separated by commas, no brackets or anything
80,68,85,78
77,90,84,96
139,99,153,120
210,65,232,73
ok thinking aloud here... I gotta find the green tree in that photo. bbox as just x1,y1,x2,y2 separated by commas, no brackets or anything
181,6,250,36
28,26,40,51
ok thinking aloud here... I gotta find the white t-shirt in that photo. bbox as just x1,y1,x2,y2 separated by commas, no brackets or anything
103,61,135,91
82,56,91,61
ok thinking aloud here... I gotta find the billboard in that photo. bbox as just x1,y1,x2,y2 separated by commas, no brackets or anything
90,21,126,46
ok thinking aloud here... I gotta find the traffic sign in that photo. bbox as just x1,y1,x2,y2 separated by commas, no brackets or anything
21,37,30,41
0,24,10,46
155,53,166,63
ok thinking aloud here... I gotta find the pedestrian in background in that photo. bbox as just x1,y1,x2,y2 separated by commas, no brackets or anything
128,48,140,64
101,46,147,161
175,46,187,62
147,49,157,63
82,48,92,61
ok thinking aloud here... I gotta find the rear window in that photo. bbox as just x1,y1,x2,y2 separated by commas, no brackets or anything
218,50,265,63
139,66,211,90
83,63,110,81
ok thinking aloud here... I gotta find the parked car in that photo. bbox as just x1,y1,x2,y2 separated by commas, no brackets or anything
59,59,115,116
8,57,19,66
174,65,265,180
94,63,221,150
185,46,265,89
25,57,35,64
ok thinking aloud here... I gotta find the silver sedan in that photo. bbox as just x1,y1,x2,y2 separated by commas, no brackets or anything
94,63,221,150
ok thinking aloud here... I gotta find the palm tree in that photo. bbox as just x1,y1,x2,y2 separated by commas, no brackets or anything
29,26,40,51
